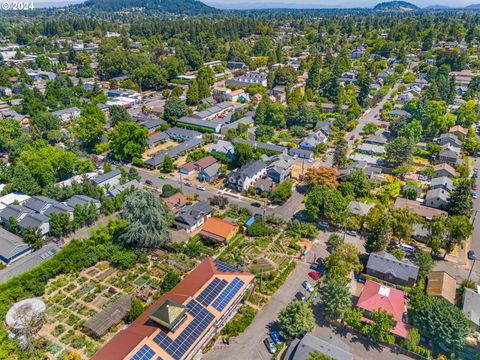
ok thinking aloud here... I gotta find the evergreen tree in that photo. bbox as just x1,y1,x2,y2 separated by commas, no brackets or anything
186,79,199,105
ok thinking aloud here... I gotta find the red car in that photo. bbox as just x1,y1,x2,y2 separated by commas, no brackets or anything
308,271,320,280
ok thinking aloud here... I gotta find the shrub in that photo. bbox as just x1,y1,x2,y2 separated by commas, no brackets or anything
220,305,257,337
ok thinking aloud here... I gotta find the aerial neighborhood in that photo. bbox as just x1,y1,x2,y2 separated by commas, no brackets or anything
1,1,480,360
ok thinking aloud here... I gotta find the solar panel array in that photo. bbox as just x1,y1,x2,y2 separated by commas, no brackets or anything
214,259,242,273
197,278,228,307
153,299,215,360
130,344,156,360
211,277,245,312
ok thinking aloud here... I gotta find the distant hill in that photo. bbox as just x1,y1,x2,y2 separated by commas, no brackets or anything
373,1,419,11
82,0,217,13
465,4,480,9
425,5,450,9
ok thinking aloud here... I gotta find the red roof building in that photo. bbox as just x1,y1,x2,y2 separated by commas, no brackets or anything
163,193,187,213
356,279,409,338
92,257,254,360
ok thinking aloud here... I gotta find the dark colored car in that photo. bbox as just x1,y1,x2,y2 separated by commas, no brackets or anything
295,291,306,301
468,250,476,261
145,179,153,186
251,202,262,208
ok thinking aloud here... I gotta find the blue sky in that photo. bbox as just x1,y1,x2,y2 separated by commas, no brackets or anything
16,0,480,9
203,0,480,8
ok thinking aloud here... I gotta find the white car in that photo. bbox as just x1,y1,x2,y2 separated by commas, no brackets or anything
196,185,206,191
302,281,314,292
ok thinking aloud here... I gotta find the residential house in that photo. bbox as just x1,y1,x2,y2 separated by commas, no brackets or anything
43,202,74,219
347,201,375,216
227,160,267,192
397,92,414,103
145,139,204,167
227,61,249,70
139,118,166,134
267,154,294,183
433,163,458,178
438,133,463,149
272,86,287,103
430,176,455,192
165,127,203,141
338,161,382,180
449,125,468,139
289,148,313,160
462,287,480,331
91,258,254,360
364,134,387,146
174,201,212,232
200,217,238,243
23,196,56,213
226,89,248,102
300,131,327,150
209,140,234,159
316,121,334,137
19,213,50,237
349,153,381,165
425,188,450,209
147,131,170,149
389,109,411,118
394,197,448,220
438,148,461,167
412,223,428,242
198,163,221,183
356,143,386,155
255,178,275,195
163,193,187,213
0,227,32,264
0,205,34,227
92,168,122,188
284,333,353,360
366,252,419,287
225,72,268,88
427,271,457,305
233,138,288,155
65,195,101,210
107,180,143,197
51,107,81,124
357,280,409,338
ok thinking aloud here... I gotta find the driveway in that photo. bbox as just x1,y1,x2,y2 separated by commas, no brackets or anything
204,261,311,360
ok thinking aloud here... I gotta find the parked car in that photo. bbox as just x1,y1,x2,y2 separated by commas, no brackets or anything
475,173,479,179
145,179,153,186
251,202,262,208
302,281,314,292
159,175,166,179
196,185,206,191
295,291,306,301
473,184,477,190
317,220,329,230
184,181,193,187
468,250,476,261
345,230,357,237
264,337,276,354
270,330,282,345
308,271,320,280
472,192,478,200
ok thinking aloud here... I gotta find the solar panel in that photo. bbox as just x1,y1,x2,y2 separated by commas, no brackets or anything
214,260,242,273
131,344,156,360
153,299,215,360
211,277,245,312
196,278,228,307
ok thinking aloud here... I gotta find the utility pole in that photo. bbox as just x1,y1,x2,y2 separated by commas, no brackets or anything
179,172,183,193
468,257,476,281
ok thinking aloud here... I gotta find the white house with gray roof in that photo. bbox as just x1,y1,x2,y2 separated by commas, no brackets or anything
92,167,122,188
19,213,50,237
227,160,267,192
